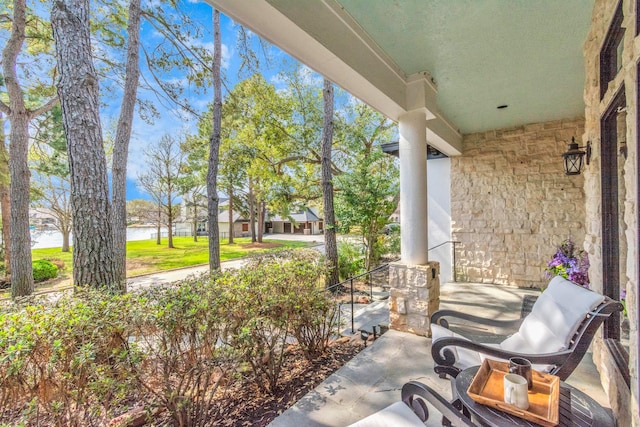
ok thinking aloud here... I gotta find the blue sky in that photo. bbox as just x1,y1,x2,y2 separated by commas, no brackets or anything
115,2,291,200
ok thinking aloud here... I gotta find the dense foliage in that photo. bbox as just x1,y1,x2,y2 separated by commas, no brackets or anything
0,249,337,426
334,104,399,270
32,259,58,282
337,241,364,280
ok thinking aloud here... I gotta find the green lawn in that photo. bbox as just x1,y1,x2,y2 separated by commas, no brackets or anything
32,237,311,277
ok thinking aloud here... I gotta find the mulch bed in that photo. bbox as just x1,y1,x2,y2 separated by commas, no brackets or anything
213,339,362,426
1,340,363,427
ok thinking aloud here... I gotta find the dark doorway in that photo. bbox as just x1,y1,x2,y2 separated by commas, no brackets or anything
600,87,625,341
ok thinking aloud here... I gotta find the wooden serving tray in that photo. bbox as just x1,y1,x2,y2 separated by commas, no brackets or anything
467,359,560,427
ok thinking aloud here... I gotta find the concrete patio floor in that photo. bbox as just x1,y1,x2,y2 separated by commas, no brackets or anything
269,282,611,426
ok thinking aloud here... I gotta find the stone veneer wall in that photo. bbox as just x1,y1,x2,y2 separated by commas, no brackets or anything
583,1,638,425
388,261,440,337
451,118,586,288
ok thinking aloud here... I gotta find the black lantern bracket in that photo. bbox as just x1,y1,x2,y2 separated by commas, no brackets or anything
562,137,592,175
583,140,592,165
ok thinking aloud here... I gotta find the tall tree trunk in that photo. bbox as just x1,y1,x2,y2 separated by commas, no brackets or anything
2,0,57,296
3,0,33,297
228,185,234,244
8,111,32,297
257,201,265,243
207,9,222,271
0,185,10,278
321,79,339,288
112,0,141,291
167,200,174,248
0,113,10,278
248,179,256,243
52,0,116,290
61,226,70,252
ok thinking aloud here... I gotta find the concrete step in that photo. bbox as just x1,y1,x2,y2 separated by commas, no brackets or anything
339,299,389,337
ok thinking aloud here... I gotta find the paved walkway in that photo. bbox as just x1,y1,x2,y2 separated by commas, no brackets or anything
269,282,611,426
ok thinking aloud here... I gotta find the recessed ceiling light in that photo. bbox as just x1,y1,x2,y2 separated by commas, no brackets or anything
497,105,508,109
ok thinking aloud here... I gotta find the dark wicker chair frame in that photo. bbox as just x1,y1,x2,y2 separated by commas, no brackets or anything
431,296,623,381
401,381,477,427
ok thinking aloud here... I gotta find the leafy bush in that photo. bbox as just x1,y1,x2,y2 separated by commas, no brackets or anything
225,249,337,391
0,249,339,424
337,241,364,280
383,225,401,257
131,277,231,426
32,259,58,282
0,291,138,426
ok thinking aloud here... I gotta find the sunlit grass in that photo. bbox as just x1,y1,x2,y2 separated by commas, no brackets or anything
32,236,311,277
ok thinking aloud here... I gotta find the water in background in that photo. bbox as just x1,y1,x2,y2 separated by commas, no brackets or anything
31,227,165,250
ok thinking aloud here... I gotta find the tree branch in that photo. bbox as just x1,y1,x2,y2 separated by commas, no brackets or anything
29,96,59,118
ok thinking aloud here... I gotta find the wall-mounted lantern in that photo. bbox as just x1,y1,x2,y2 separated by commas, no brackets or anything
562,137,592,175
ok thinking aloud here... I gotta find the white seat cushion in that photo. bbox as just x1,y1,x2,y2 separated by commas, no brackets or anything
431,324,482,369
506,276,604,353
348,401,425,427
431,277,605,372
536,276,605,345
501,309,566,354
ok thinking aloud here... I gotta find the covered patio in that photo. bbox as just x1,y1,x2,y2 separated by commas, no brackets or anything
269,282,610,426
205,1,639,425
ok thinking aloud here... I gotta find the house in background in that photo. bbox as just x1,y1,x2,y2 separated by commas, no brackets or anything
176,196,322,237
176,197,253,238
268,208,323,235
216,210,251,238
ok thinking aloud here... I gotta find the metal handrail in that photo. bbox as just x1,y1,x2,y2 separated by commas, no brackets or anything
428,240,461,282
428,240,460,252
329,240,462,334
327,258,398,334
326,261,398,293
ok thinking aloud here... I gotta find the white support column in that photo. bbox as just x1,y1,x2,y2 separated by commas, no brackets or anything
399,109,428,265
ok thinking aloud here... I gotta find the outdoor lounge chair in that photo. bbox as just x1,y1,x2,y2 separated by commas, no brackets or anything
431,276,623,380
349,381,476,426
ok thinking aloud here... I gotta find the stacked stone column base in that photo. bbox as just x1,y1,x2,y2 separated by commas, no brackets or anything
388,261,440,337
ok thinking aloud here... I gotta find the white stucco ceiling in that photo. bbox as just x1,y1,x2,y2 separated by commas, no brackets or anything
206,0,594,150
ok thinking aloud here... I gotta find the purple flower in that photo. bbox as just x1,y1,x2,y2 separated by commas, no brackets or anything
548,258,562,268
545,237,590,288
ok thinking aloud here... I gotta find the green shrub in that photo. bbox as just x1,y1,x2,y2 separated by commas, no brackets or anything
382,225,401,258
32,259,58,282
223,249,337,391
131,276,230,426
0,291,139,426
0,249,339,424
337,241,364,280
